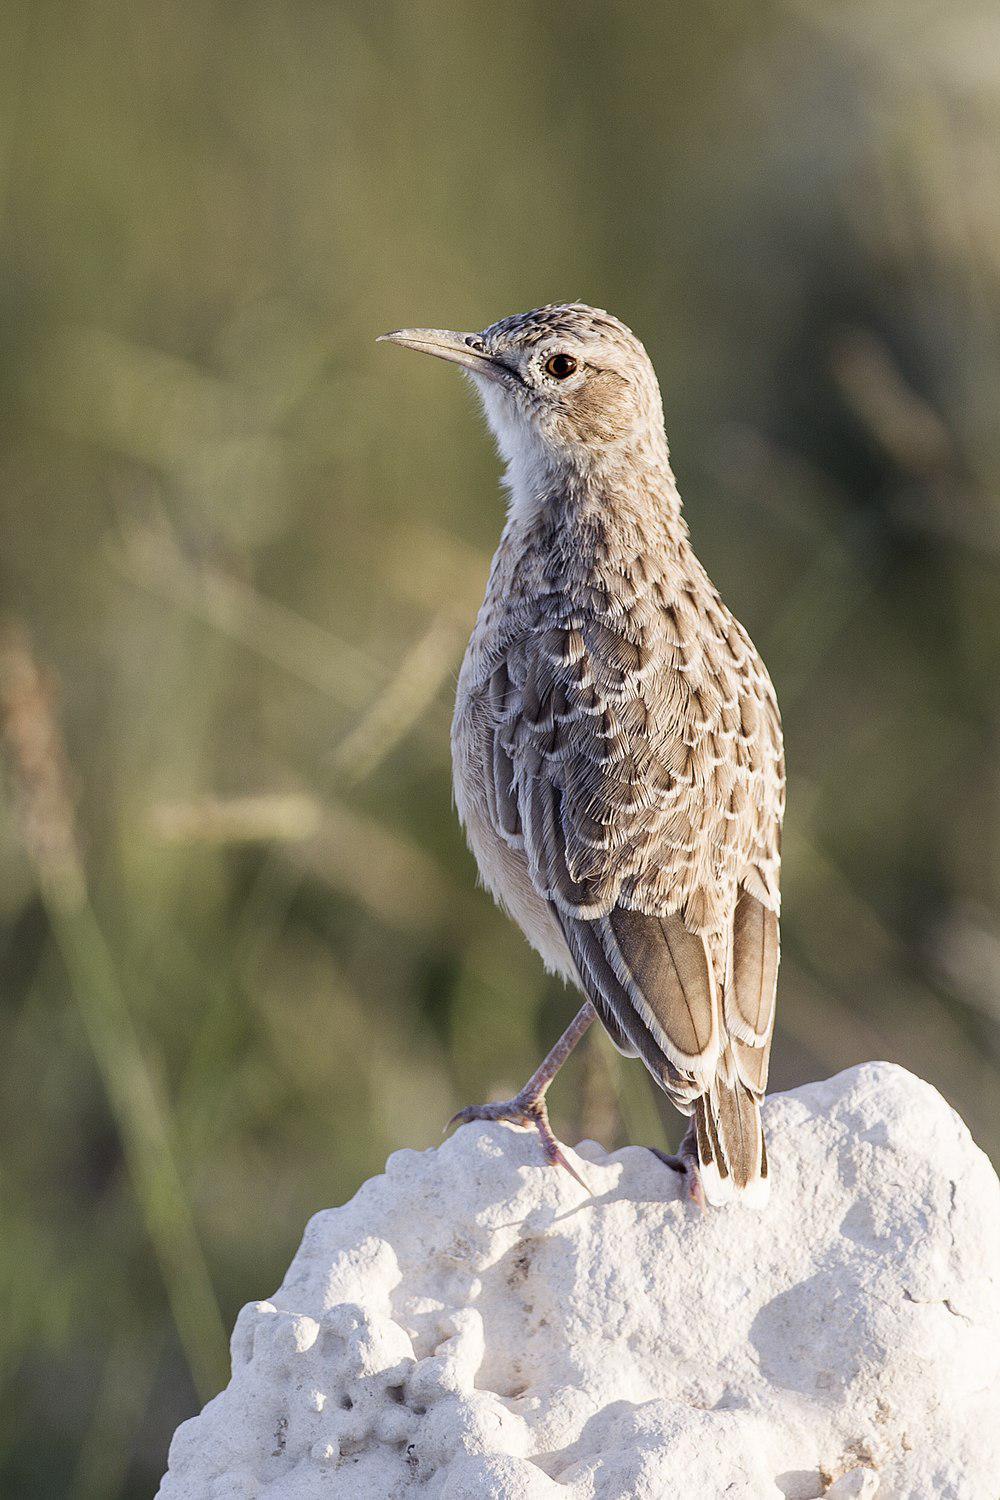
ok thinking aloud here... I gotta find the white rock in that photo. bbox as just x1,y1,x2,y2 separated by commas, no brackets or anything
158,1063,1000,1499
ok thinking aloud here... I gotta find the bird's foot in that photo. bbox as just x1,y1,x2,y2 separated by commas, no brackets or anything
648,1146,706,1210
447,1092,589,1191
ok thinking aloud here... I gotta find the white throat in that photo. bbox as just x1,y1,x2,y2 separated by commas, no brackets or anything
471,377,560,527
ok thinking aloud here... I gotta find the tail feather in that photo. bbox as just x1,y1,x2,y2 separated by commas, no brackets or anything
694,1076,769,1209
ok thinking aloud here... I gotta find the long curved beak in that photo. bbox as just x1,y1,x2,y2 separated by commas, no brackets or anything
376,327,508,383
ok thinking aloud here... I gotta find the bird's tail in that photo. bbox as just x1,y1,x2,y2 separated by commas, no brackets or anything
693,1069,769,1209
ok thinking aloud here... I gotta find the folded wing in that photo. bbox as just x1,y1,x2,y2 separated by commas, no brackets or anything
475,574,783,1160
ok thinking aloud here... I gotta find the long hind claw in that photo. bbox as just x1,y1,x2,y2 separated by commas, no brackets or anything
446,1093,590,1192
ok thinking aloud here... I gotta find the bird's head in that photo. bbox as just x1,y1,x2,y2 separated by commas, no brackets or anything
378,304,668,492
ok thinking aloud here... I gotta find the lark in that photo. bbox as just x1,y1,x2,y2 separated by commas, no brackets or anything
379,305,784,1206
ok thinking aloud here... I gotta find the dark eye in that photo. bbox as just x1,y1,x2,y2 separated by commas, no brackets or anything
544,353,578,380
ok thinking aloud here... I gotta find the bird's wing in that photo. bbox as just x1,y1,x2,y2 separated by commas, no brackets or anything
720,621,783,1098
479,577,783,1106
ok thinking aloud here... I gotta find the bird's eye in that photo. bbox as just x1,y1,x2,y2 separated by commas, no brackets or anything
544,353,578,380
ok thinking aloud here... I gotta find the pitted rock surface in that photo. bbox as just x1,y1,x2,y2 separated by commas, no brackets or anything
159,1063,1000,1499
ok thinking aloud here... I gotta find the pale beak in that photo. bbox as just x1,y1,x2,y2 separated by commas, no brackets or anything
376,327,510,383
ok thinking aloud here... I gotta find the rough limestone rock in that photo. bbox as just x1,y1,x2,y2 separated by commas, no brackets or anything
159,1063,1000,1499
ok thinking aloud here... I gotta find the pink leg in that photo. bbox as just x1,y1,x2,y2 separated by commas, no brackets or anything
447,1002,595,1188
648,1119,706,1210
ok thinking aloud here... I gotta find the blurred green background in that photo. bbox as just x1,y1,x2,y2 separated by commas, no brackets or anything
1,0,999,1493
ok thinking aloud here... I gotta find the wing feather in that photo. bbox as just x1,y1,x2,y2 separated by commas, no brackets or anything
600,906,719,1076
473,549,783,1130
559,906,713,1101
726,887,779,1047
492,733,521,842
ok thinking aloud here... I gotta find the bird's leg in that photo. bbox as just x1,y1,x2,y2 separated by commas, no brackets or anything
648,1118,706,1210
447,1001,596,1188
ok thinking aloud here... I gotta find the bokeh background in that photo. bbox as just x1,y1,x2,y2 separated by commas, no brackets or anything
2,0,999,1493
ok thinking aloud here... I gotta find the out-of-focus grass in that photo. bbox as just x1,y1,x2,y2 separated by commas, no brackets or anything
1,0,998,1493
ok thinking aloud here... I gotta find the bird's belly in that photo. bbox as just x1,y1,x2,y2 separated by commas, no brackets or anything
451,709,576,983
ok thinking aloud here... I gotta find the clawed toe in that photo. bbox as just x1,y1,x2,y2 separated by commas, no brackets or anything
647,1146,706,1210
538,1134,590,1192
446,1098,533,1132
445,1095,590,1192
647,1147,687,1175
531,1109,590,1191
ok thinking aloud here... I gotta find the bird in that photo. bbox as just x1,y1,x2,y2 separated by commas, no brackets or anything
378,304,784,1207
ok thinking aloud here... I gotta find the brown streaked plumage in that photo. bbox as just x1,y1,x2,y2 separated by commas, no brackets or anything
379,304,784,1206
